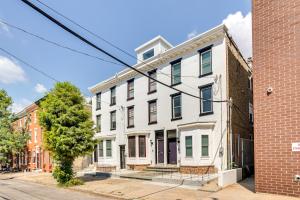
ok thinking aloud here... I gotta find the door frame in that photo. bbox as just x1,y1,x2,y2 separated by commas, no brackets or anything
119,145,126,169
155,130,164,164
167,130,177,165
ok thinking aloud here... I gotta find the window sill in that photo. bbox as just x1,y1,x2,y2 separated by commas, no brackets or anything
199,72,213,78
127,97,134,101
110,128,116,131
127,125,134,129
171,82,182,87
148,121,157,125
110,103,116,107
96,108,101,111
147,90,157,95
199,111,214,116
201,156,210,159
171,117,182,121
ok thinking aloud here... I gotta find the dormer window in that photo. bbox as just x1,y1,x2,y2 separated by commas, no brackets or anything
143,49,154,60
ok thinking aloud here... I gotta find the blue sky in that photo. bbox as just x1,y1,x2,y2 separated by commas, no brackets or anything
0,0,251,112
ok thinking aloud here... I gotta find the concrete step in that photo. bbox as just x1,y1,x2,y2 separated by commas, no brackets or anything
145,166,179,172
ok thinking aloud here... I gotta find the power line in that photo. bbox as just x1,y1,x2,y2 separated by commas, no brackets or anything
33,0,217,87
0,19,122,67
34,0,216,80
0,46,116,107
0,47,58,82
0,19,220,100
0,19,206,79
21,0,227,103
1,19,213,95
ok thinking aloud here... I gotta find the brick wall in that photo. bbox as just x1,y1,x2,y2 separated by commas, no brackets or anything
253,0,300,197
179,166,217,175
227,40,253,168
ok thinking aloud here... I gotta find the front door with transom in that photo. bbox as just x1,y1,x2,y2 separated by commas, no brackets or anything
167,130,177,164
155,130,164,164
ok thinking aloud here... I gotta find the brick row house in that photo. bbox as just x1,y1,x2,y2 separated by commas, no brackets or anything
89,24,253,174
13,101,52,172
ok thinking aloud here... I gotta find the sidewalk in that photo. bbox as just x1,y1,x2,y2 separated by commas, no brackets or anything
1,172,299,200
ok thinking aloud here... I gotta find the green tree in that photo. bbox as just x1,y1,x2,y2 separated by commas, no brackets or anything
0,89,29,168
0,89,13,165
38,82,95,185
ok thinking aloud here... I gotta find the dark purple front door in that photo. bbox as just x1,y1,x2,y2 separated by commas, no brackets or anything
168,138,177,164
157,139,164,163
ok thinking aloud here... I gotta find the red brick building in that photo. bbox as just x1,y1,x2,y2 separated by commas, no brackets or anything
253,0,300,197
14,101,52,172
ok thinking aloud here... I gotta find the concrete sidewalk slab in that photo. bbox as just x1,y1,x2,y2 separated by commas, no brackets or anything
2,173,299,200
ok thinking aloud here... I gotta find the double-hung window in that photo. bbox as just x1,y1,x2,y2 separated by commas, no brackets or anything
201,135,209,157
199,45,212,76
143,49,154,60
249,103,254,124
148,69,157,93
185,136,193,157
127,79,134,100
200,84,213,115
106,140,112,157
171,93,182,120
96,115,101,132
138,136,146,157
128,136,136,157
110,87,116,106
96,92,101,110
98,140,103,157
127,106,134,128
34,128,38,143
171,59,181,85
148,100,157,124
110,111,116,130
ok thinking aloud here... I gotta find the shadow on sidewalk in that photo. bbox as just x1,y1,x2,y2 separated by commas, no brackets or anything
238,176,255,192
78,172,111,183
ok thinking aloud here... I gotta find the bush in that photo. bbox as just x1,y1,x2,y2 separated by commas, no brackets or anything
52,160,73,184
63,178,84,187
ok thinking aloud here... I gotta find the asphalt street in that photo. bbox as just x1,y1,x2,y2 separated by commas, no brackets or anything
0,178,112,200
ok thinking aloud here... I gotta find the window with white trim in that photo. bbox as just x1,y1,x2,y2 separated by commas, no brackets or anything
185,136,193,157
106,140,112,157
201,135,209,157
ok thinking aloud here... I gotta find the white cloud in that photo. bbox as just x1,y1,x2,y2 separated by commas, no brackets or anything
187,30,197,39
11,98,32,113
0,56,26,84
85,96,92,104
0,21,9,33
223,11,252,59
35,83,47,94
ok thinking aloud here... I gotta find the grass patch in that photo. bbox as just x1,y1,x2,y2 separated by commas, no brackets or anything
58,178,84,187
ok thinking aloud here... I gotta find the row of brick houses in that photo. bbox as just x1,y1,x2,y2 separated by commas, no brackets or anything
12,100,52,172
11,100,93,173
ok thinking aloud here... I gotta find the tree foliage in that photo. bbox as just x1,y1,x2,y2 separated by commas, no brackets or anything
0,89,30,167
38,82,95,185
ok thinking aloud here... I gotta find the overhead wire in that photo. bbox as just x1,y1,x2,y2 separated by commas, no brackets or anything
22,0,226,103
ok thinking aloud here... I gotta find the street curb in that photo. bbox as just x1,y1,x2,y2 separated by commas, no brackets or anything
13,177,129,200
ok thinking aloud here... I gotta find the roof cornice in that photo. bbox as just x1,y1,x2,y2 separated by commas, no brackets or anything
89,24,227,94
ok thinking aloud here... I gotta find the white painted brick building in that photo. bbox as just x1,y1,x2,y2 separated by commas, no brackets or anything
88,24,252,173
